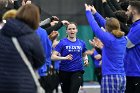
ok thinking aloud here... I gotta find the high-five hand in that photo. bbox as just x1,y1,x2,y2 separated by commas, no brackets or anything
85,4,91,11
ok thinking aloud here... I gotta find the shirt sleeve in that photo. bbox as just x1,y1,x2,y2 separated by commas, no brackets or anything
86,10,113,46
55,40,63,53
93,12,106,28
82,41,87,53
127,25,140,47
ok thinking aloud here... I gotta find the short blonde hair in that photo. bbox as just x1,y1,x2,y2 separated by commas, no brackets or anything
2,9,17,20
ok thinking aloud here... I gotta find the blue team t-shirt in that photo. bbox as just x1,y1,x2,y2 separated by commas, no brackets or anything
124,20,140,77
55,38,87,72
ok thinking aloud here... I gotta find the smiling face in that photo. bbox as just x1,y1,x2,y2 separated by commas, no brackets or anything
66,23,78,39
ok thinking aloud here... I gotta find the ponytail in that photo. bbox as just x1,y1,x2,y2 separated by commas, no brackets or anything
112,30,124,38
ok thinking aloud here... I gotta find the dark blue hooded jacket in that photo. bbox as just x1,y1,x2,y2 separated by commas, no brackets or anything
0,19,45,93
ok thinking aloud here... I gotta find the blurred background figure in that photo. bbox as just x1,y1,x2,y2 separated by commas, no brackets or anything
0,4,45,93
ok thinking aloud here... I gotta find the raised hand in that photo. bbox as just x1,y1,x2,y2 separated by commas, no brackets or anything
89,37,103,49
52,16,59,21
50,21,59,26
85,3,91,11
61,20,69,26
90,5,97,14
94,37,103,49
89,39,96,47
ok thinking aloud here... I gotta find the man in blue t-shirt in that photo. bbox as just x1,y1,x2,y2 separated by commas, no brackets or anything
125,1,140,93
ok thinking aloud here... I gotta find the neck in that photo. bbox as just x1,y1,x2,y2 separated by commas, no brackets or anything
67,37,76,42
132,15,140,23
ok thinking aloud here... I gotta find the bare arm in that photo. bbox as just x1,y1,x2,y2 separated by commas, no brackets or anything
94,54,102,60
51,51,73,61
82,52,89,66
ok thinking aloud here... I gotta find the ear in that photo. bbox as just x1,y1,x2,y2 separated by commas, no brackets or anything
66,30,68,34
132,10,137,15
75,28,78,32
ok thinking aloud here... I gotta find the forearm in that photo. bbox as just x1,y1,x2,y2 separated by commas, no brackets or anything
51,54,67,61
39,18,51,27
93,12,106,28
86,10,112,45
86,11,106,39
41,23,51,29
46,22,63,31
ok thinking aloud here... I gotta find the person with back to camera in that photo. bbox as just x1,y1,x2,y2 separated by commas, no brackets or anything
85,4,127,93
0,4,45,93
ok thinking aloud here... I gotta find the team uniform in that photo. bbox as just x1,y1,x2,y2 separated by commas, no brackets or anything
55,38,87,93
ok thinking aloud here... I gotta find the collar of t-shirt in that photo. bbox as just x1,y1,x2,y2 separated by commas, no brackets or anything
131,19,140,28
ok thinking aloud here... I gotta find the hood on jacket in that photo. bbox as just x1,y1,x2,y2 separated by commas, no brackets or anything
1,18,34,37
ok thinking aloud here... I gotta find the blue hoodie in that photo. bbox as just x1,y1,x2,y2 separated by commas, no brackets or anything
36,27,52,76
